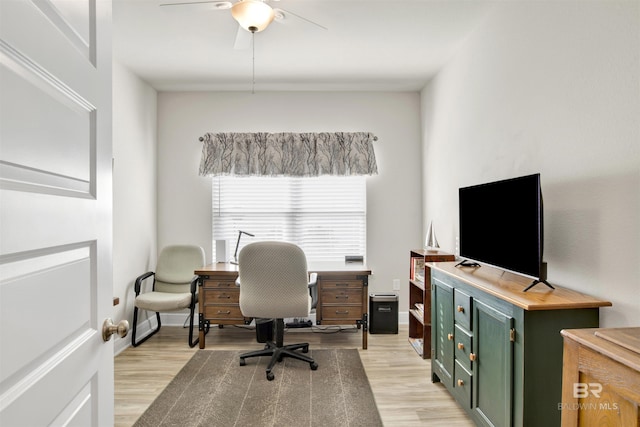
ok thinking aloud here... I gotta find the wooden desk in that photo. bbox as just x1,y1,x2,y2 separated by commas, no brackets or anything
195,262,372,350
560,327,640,427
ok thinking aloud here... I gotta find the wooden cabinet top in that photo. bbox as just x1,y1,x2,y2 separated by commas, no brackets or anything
561,327,640,372
195,262,371,277
410,249,456,261
429,261,612,311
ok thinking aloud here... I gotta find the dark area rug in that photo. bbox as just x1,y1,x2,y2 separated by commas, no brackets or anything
133,348,383,427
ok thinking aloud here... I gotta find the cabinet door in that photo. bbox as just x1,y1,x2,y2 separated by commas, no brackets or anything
472,300,514,427
432,280,454,383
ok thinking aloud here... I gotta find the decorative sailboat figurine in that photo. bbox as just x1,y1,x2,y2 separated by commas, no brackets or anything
424,221,440,251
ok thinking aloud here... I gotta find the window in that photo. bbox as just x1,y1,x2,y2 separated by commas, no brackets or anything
212,176,366,263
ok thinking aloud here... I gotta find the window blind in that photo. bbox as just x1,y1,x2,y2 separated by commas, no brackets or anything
212,176,366,263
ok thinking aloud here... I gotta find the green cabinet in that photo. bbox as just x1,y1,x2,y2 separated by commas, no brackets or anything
429,262,611,427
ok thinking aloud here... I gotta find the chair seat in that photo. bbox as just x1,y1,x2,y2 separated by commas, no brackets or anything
135,291,194,311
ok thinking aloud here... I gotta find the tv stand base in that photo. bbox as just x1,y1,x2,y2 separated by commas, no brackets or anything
455,260,481,268
523,279,555,292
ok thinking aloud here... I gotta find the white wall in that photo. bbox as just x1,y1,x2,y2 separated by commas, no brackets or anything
112,61,158,353
421,1,640,327
156,91,423,312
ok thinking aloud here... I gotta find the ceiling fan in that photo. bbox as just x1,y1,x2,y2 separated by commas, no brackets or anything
160,0,326,49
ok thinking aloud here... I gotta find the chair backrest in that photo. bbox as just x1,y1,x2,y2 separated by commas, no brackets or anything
238,241,311,319
155,245,205,293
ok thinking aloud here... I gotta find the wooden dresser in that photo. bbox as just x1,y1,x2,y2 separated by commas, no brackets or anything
560,327,640,427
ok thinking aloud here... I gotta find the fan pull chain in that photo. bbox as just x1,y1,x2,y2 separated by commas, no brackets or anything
251,31,255,94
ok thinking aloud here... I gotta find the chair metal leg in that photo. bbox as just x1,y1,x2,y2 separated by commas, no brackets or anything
131,308,161,347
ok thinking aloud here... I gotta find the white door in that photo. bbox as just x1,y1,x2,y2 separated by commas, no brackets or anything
0,0,114,425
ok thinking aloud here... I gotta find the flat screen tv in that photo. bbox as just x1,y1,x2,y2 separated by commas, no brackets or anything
458,173,552,291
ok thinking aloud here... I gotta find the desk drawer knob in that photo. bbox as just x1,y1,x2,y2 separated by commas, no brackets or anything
469,353,477,362
457,342,465,350
457,305,464,313
457,379,465,387
447,333,454,341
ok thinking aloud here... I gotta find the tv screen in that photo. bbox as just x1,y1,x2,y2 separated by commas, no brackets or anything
458,173,544,280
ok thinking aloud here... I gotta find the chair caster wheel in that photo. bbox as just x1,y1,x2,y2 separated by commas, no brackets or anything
239,359,246,366
267,372,275,381
218,324,224,329
310,362,318,370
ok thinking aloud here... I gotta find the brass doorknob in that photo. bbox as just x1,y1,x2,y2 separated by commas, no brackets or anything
457,305,464,313
469,353,477,362
457,379,465,386
102,318,129,342
458,342,465,350
447,333,454,340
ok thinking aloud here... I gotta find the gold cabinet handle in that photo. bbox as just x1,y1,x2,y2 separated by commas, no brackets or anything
457,342,465,350
457,305,464,313
335,310,349,314
457,379,465,386
447,333,454,340
217,310,231,314
469,353,477,361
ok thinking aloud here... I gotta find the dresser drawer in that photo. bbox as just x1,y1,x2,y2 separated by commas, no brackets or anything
322,288,362,303
204,305,244,321
454,360,472,409
204,288,239,303
454,289,472,331
321,279,363,289
321,305,363,322
202,278,237,289
454,324,473,372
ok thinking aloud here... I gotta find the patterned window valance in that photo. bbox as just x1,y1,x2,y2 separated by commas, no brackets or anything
198,132,378,177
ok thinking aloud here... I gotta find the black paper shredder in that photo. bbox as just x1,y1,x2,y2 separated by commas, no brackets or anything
369,293,398,334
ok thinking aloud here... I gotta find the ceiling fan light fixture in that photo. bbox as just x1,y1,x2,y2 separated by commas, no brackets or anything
231,0,275,33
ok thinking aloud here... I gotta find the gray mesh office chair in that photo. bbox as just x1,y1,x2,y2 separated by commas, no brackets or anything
237,241,318,381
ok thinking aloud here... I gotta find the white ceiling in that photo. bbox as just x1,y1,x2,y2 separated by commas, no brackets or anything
113,0,495,92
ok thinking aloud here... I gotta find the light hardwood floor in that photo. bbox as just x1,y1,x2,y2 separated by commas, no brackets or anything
115,324,474,426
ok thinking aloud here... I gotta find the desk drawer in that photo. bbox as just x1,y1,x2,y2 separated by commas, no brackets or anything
204,288,239,303
321,305,363,322
204,305,244,321
323,288,362,303
203,279,237,289
321,279,363,289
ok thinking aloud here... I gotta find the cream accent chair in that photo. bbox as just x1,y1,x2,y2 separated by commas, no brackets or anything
131,245,207,347
238,241,318,381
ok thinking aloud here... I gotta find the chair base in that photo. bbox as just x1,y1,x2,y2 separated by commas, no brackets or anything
239,319,318,381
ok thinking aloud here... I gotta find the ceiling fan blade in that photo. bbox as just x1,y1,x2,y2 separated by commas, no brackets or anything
233,25,253,50
159,1,232,10
274,8,327,31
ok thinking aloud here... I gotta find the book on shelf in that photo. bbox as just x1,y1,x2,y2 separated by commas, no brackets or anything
412,257,425,282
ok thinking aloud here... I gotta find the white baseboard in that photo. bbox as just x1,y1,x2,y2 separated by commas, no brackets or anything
114,310,411,356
